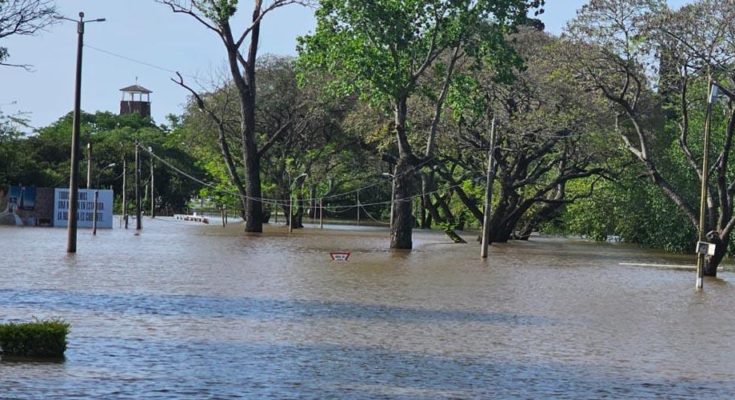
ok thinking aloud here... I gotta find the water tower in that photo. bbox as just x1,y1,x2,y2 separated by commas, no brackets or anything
119,83,152,118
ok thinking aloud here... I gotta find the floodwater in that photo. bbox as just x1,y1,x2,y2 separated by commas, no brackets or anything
1,218,734,399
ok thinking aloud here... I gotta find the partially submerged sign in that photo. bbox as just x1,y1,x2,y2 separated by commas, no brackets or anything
54,188,114,229
330,252,351,261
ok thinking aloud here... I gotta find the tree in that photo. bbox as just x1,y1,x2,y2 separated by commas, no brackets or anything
161,0,307,233
438,27,615,243
0,0,56,68
566,0,735,275
3,111,203,214
298,0,543,249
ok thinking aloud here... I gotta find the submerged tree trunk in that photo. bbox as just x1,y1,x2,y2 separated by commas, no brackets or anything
242,93,263,232
391,96,415,249
392,155,415,249
703,230,728,277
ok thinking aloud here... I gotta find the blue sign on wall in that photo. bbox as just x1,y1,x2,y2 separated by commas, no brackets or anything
53,188,114,229
9,186,36,211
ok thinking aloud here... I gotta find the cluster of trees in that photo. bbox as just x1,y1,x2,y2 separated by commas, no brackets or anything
0,111,203,215
4,0,735,273
161,0,735,273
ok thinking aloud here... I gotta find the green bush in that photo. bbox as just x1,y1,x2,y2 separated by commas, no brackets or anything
0,319,70,358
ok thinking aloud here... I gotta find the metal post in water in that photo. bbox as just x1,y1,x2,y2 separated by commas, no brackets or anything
121,158,127,228
290,188,294,232
696,83,716,290
65,13,85,253
92,190,99,235
149,148,155,219
481,117,497,259
135,141,142,230
86,142,92,189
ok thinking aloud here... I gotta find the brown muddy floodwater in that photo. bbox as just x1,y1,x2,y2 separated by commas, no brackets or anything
1,218,734,399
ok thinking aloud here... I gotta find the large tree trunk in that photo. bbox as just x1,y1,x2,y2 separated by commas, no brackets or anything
391,96,415,249
704,230,727,277
392,155,415,249
242,95,263,232
241,4,263,233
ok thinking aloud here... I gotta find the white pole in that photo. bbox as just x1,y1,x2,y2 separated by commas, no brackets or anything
481,117,497,259
389,175,395,230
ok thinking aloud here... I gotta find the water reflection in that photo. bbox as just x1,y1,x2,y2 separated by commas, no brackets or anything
0,221,734,398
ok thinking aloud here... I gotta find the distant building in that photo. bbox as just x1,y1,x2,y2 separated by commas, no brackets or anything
120,83,152,118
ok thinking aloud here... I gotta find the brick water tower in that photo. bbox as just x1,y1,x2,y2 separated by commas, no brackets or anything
119,83,152,118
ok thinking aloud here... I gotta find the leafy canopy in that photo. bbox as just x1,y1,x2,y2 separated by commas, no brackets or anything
297,0,543,103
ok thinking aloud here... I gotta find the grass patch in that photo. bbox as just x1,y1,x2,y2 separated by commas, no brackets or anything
0,319,70,358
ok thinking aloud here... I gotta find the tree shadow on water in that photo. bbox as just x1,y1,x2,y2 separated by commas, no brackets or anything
3,338,733,399
0,288,550,326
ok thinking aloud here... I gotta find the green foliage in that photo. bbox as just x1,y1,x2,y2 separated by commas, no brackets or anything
1,111,204,214
297,0,538,104
208,0,237,21
557,174,696,252
0,319,70,358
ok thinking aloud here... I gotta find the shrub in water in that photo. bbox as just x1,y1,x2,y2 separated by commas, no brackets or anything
0,319,70,358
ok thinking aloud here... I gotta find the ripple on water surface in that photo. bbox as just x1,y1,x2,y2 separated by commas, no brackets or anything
1,221,734,398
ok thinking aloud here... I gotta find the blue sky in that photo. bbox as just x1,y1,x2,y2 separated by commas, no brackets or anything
1,0,694,131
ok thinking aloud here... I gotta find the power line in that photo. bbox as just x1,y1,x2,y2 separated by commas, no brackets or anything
84,43,198,80
136,142,464,210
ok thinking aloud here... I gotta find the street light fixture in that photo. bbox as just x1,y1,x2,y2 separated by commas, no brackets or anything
57,12,105,253
95,162,116,188
382,171,396,231
289,173,308,233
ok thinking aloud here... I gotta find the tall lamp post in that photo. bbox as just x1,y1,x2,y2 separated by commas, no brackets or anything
481,117,497,259
57,12,105,253
289,173,308,233
382,171,396,231
695,81,734,289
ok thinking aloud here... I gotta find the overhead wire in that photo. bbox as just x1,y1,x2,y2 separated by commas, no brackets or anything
137,142,465,211
84,42,488,205
84,43,199,80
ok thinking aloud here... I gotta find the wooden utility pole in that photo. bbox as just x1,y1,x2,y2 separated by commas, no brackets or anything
135,141,142,230
289,194,294,233
92,190,99,235
356,189,361,225
64,12,105,253
122,158,128,229
319,198,324,229
481,117,497,259
149,150,155,218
